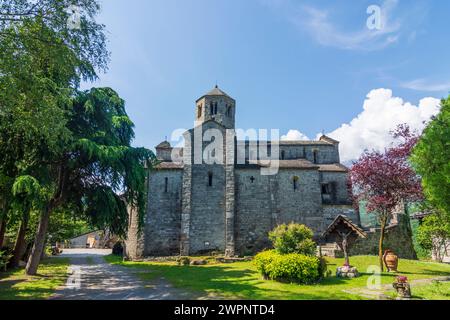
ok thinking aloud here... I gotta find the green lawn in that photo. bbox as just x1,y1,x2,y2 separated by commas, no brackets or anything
0,258,70,300
105,255,450,300
409,281,450,300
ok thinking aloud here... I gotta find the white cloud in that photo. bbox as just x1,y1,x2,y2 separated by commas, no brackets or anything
294,0,401,51
325,88,441,163
400,79,450,92
281,130,310,141
260,0,406,51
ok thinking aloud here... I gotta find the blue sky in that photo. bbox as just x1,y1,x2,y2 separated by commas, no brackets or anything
84,0,450,161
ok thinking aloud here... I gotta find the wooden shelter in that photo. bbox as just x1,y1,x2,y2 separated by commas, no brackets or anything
323,215,367,266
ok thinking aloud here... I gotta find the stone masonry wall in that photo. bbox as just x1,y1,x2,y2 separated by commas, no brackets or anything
350,214,417,260
235,168,327,255
144,170,183,256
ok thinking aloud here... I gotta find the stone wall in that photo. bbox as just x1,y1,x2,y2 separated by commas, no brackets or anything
235,169,273,255
350,214,417,260
144,169,183,256
319,171,350,205
189,164,226,253
322,205,357,230
234,168,353,256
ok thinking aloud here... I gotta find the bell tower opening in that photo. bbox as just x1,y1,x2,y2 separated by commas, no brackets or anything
195,85,235,129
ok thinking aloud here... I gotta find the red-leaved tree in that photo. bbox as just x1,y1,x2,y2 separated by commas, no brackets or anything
350,124,423,271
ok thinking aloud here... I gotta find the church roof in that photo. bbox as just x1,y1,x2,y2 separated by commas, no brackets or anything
155,161,184,170
196,85,235,102
319,135,340,145
156,141,171,149
318,163,348,172
248,159,319,169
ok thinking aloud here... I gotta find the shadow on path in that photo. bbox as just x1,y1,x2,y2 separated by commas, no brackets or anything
52,249,195,300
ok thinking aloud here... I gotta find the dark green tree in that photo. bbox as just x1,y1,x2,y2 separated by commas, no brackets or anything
411,96,450,215
25,87,155,275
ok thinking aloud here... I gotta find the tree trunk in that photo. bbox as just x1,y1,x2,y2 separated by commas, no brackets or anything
378,215,387,272
11,210,30,268
25,206,51,275
0,217,6,248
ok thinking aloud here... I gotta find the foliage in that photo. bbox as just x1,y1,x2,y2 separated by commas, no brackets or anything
47,210,91,244
411,97,450,215
254,250,277,277
254,250,323,284
0,250,13,272
417,212,450,263
350,124,423,270
410,218,431,260
350,124,423,217
0,0,110,274
268,223,316,256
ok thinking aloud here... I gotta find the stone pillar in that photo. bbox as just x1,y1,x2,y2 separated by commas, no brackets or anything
224,130,236,257
180,130,194,256
180,166,192,256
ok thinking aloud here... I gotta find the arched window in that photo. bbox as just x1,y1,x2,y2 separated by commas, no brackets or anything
197,105,202,118
164,177,168,193
208,172,213,187
293,176,299,191
226,105,232,117
281,150,285,160
214,102,218,115
210,102,214,115
313,150,318,164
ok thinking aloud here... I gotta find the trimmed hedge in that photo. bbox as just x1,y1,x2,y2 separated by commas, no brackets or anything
254,250,325,284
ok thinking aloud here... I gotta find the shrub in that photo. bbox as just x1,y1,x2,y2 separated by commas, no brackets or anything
269,223,316,256
0,250,13,272
254,250,278,278
254,250,324,284
177,256,190,266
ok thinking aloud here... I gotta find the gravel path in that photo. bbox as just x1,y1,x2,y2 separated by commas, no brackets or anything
51,249,194,300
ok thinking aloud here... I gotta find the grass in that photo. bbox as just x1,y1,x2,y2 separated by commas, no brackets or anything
105,255,450,300
410,281,450,300
0,257,70,300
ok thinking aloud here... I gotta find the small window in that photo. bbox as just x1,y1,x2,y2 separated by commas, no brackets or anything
313,150,318,164
164,177,168,193
322,183,330,195
208,172,213,187
214,102,218,115
250,176,255,183
210,102,214,114
197,105,202,118
281,150,285,160
293,176,299,191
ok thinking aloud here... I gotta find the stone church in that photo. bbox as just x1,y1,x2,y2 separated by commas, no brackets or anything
125,86,358,259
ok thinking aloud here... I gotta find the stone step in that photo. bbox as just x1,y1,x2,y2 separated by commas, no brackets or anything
318,243,343,258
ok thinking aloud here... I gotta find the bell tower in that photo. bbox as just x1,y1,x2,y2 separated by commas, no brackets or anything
195,85,236,129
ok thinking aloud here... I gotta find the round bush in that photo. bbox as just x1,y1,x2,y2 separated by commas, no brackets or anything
254,250,324,284
254,250,278,278
268,223,317,256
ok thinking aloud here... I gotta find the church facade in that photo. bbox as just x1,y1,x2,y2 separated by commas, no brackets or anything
125,86,357,259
